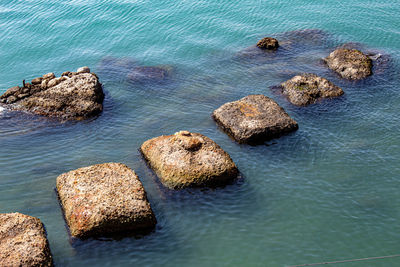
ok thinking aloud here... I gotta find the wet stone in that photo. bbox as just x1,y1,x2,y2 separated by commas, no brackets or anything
280,73,344,106
0,67,104,120
141,131,238,189
31,77,43,85
0,213,53,267
324,48,372,80
257,37,279,50
77,66,90,74
42,73,55,80
212,94,298,144
56,163,157,239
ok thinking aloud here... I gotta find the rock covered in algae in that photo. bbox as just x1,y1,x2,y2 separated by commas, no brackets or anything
0,67,104,120
280,73,344,106
140,131,238,189
0,213,53,267
212,95,298,144
257,37,279,50
56,163,156,238
324,48,372,80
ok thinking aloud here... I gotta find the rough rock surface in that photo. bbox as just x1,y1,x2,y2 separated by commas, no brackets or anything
324,48,372,80
141,131,238,189
0,67,104,120
257,37,279,50
280,73,344,106
56,163,156,238
0,213,53,267
212,95,298,144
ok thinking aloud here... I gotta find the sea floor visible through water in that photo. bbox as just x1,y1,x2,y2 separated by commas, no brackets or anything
1,0,400,266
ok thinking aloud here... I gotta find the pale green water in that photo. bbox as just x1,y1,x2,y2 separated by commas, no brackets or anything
1,1,400,266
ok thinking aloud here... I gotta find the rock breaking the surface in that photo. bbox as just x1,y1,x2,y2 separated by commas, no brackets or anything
324,48,372,80
212,95,298,144
257,37,279,50
0,213,53,267
0,67,104,120
56,163,157,239
140,131,239,189
280,73,344,106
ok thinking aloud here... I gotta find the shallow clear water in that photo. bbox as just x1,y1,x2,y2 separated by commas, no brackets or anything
1,0,400,266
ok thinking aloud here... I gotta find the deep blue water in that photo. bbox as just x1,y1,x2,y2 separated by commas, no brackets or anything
1,0,400,266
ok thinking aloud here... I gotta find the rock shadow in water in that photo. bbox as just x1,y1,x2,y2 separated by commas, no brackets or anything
97,57,174,87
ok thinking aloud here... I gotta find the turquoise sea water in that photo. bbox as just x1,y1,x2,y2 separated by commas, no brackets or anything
1,0,400,266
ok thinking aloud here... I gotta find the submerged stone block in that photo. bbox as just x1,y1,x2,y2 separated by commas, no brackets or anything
141,131,238,189
324,48,372,80
280,73,344,106
0,213,53,267
56,163,156,238
212,94,298,144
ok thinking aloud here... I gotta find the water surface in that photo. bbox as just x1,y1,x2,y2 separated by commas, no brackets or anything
1,0,400,266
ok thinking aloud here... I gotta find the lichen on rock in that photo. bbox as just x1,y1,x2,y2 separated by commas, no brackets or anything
280,73,344,106
56,163,156,239
140,131,238,189
212,95,298,144
0,213,53,267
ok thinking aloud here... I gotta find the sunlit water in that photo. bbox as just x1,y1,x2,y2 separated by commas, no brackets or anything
1,0,400,266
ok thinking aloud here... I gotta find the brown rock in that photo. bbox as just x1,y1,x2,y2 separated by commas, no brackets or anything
280,73,344,106
56,163,156,239
77,66,90,74
31,77,43,85
7,95,18,104
2,86,20,98
141,131,238,189
0,67,104,120
61,71,71,77
42,73,55,80
324,48,372,80
0,213,53,267
212,95,298,144
257,37,279,50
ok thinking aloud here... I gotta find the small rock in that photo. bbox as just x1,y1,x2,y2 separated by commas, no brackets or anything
17,93,30,99
212,95,298,144
61,71,71,77
56,163,156,238
46,78,61,88
41,79,48,89
0,213,53,266
7,95,18,104
77,66,90,74
257,37,279,50
31,77,43,85
42,73,55,80
1,86,20,98
141,131,238,189
280,73,344,106
324,48,372,80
